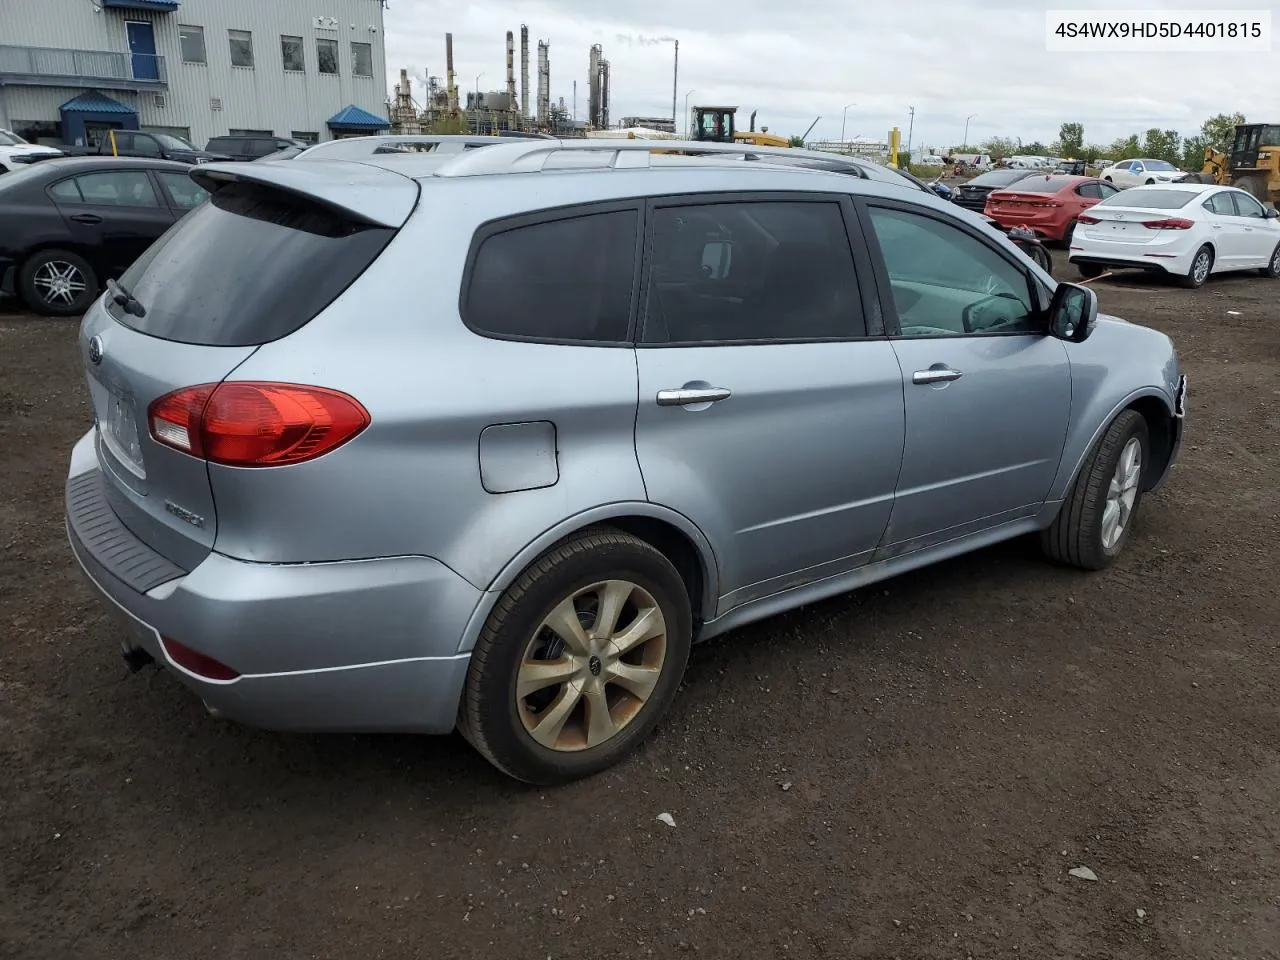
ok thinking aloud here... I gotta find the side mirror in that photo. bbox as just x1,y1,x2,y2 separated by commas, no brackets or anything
1048,281,1098,343
1265,207,1279,219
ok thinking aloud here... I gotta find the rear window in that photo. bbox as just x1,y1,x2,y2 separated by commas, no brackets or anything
1097,188,1195,210
106,181,395,346
462,208,639,343
968,170,1033,187
999,175,1074,193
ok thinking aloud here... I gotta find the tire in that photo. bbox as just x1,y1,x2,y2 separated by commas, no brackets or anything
458,527,693,785
1076,261,1104,279
1179,244,1213,289
1233,174,1268,203
1260,243,1280,278
1027,243,1052,271
1060,220,1077,248
18,249,98,317
1041,409,1149,571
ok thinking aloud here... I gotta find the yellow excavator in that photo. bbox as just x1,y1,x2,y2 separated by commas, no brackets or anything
1181,122,1280,205
690,106,790,148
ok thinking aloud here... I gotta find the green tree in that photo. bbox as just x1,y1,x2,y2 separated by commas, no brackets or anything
1141,128,1181,163
1058,122,1085,156
1108,134,1141,160
787,135,805,147
1181,134,1210,171
1201,112,1245,154
1023,141,1049,156
979,136,1018,159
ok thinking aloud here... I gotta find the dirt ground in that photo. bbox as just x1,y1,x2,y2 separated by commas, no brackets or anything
2,264,1278,960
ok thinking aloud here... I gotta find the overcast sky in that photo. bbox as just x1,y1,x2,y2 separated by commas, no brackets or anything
384,0,1273,150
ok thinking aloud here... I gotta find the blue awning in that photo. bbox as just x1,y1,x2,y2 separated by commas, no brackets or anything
102,0,180,11
60,90,137,115
327,104,391,131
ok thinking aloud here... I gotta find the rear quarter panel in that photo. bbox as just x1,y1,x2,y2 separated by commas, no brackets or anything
207,185,648,591
1047,316,1180,500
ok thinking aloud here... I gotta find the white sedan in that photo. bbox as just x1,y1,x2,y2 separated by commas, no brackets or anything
1069,182,1280,288
1100,158,1183,188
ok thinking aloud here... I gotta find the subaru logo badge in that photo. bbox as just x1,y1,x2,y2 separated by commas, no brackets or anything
88,335,103,366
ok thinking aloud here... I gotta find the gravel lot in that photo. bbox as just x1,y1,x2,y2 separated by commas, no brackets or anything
2,266,1278,960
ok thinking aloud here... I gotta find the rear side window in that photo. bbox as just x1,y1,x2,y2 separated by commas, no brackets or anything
463,208,639,343
107,181,395,345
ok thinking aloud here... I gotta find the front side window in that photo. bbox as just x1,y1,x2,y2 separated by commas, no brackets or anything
867,206,1038,338
644,200,864,344
281,35,305,71
228,29,254,68
317,38,339,74
66,171,160,208
351,42,373,77
178,24,206,63
1230,191,1266,218
464,209,639,343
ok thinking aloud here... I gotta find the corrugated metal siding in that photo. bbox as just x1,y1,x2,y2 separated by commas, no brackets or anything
4,86,134,124
0,0,387,148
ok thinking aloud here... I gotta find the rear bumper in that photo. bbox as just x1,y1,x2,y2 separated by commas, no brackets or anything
1068,253,1186,275
65,430,482,734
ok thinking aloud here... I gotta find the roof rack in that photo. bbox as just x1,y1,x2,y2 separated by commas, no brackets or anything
297,134,500,161
430,138,865,178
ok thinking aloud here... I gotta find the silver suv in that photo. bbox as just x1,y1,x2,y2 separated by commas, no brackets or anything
65,139,1187,784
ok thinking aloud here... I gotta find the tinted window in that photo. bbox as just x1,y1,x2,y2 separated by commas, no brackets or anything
1203,193,1235,216
1076,182,1101,199
129,135,162,157
1230,191,1266,218
47,178,82,202
969,170,1035,188
70,171,159,207
867,206,1037,337
1001,175,1072,193
156,172,209,209
644,200,863,344
464,209,638,343
1098,189,1194,210
281,35,305,71
1098,181,1121,197
106,181,394,346
317,38,339,74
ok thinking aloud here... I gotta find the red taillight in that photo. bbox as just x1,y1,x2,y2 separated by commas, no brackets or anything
1141,218,1194,230
161,637,240,681
148,382,370,467
1077,214,1101,224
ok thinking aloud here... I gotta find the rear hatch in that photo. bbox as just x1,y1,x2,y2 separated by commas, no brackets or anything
78,160,417,573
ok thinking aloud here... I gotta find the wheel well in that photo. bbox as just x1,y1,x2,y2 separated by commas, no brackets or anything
596,516,710,627
1128,396,1175,489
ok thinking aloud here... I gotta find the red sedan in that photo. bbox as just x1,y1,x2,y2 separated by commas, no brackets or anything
983,174,1123,244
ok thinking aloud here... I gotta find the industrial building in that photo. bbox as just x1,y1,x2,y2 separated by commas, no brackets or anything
0,0,390,150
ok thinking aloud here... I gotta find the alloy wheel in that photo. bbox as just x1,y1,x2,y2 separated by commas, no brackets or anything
32,260,86,306
1101,436,1142,550
1192,251,1211,285
516,579,668,752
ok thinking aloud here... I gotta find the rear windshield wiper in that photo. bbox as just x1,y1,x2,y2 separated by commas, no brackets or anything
106,278,146,318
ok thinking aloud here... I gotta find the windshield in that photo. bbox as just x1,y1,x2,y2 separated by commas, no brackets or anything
0,130,26,146
1143,160,1177,171
1097,188,1194,209
154,133,196,151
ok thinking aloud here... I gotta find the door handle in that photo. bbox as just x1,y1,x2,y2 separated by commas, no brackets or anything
912,367,963,385
656,386,732,406
69,213,103,224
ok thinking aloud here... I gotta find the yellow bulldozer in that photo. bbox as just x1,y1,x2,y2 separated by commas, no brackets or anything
1181,122,1280,205
690,106,790,148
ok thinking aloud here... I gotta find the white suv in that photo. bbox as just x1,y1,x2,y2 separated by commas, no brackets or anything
0,129,62,173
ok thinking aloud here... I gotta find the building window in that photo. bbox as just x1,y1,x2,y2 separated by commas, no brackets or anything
291,131,319,145
179,24,206,64
351,42,373,77
281,35,304,72
228,29,254,68
316,38,339,75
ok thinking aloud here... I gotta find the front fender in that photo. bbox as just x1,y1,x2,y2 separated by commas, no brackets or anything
1049,318,1181,501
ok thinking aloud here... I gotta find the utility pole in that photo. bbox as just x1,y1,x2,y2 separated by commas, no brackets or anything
906,105,915,159
841,103,856,144
964,113,976,150
671,39,679,129
573,80,577,120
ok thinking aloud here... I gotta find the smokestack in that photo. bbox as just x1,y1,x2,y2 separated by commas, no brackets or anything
520,25,530,119
600,58,610,129
445,32,457,114
536,40,550,122
505,30,516,115
588,44,601,128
